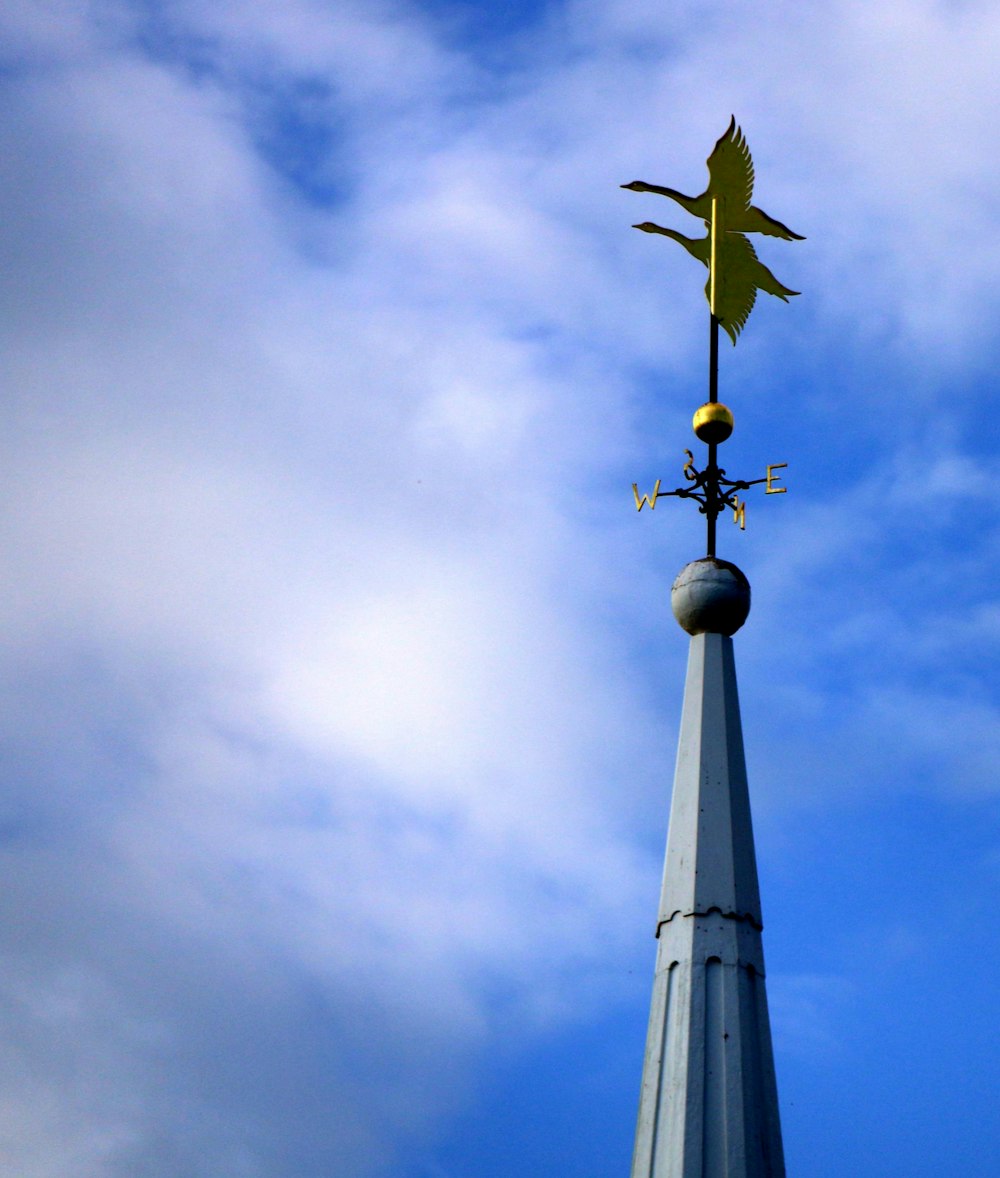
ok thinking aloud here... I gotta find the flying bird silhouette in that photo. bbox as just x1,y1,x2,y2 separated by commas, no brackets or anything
633,221,799,344
622,117,804,241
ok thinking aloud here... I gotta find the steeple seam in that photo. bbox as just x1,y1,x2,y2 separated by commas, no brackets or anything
656,907,763,937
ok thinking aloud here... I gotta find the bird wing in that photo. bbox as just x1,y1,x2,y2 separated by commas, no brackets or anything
739,233,805,299
708,273,757,344
710,233,799,342
705,117,754,212
737,204,805,241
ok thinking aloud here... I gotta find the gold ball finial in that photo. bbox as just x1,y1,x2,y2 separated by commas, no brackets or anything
693,402,734,444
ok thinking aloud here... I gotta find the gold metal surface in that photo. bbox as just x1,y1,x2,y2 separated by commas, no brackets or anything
632,223,799,345
732,498,746,529
765,463,788,493
633,479,663,511
693,402,734,444
623,118,803,343
710,195,722,316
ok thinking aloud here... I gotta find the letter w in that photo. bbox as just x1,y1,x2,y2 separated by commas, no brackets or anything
633,480,662,511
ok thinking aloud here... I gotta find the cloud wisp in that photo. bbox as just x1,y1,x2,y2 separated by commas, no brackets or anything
1,0,999,1174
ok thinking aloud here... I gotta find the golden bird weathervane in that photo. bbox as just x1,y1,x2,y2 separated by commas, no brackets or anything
625,117,803,556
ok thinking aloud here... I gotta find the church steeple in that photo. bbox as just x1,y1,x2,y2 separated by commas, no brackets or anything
630,561,784,1177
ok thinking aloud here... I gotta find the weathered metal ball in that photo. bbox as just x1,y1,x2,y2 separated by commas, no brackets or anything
671,558,751,636
692,402,734,444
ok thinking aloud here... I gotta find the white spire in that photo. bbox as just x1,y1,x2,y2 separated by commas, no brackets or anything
631,561,784,1178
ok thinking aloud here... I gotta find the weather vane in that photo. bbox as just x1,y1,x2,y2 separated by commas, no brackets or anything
624,117,803,557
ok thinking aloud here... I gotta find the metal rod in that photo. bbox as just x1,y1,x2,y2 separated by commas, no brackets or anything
706,313,720,557
706,441,718,557
709,314,719,404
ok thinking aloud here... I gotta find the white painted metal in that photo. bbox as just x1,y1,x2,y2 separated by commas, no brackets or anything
631,632,784,1178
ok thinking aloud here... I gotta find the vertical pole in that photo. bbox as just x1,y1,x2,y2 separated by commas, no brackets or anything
709,314,719,404
708,192,721,405
707,318,720,556
706,439,718,559
709,195,720,319
707,194,722,557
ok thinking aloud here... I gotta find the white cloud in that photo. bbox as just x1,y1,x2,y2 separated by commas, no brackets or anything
1,0,999,1171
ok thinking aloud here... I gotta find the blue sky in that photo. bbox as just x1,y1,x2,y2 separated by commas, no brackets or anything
1,0,999,1174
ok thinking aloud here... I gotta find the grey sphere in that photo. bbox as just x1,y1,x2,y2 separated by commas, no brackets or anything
671,558,751,636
